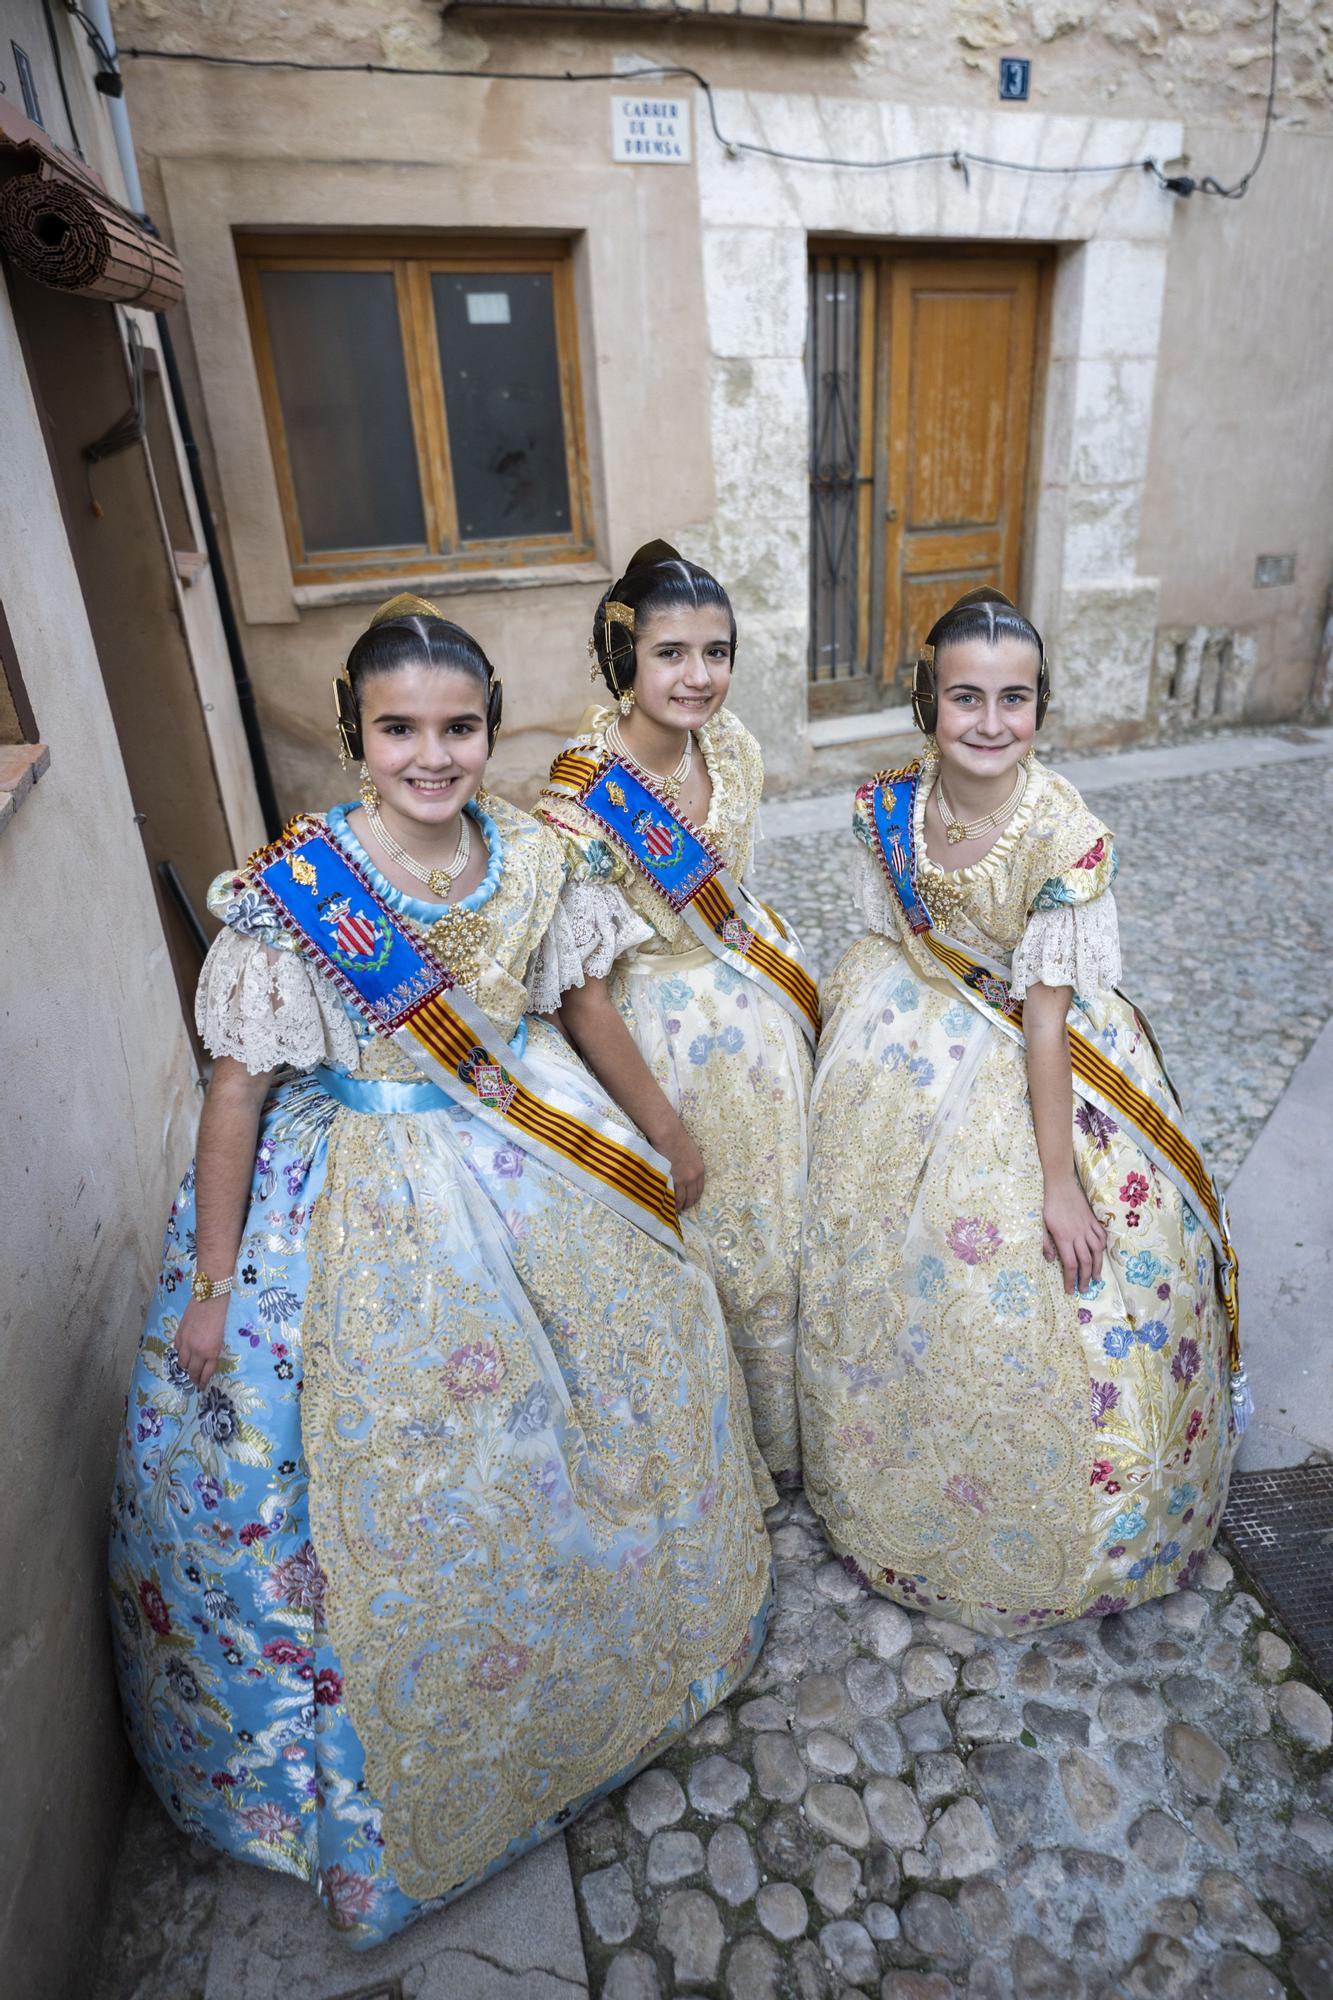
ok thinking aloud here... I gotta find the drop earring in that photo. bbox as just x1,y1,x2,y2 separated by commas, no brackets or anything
359,763,380,809
618,689,635,717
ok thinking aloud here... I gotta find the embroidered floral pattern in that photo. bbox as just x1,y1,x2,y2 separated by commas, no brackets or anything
947,1216,1003,1266
533,704,812,1481
798,754,1235,1637
112,818,773,1942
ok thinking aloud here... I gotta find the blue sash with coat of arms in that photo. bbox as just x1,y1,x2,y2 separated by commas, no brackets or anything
543,749,821,1045
237,816,683,1250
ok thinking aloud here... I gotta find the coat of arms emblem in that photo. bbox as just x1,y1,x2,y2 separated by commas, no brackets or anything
631,807,684,870
319,893,391,969
459,1045,518,1114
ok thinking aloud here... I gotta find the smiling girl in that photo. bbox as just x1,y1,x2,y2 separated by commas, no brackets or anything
534,542,817,1483
797,588,1243,1635
108,593,773,1944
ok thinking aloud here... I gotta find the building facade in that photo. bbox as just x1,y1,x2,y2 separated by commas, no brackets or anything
109,0,1333,808
0,5,262,1989
108,0,1333,807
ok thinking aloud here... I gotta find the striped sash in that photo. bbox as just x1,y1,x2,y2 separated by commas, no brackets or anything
245,818,682,1252
864,769,1242,1362
543,748,820,1047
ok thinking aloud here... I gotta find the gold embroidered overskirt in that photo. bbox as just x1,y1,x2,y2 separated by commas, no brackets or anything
538,706,812,1481
798,936,1236,1637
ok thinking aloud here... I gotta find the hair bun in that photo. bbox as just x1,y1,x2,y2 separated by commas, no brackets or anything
623,538,683,573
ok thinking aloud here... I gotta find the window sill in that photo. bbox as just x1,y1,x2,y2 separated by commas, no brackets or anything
0,741,49,833
293,562,612,613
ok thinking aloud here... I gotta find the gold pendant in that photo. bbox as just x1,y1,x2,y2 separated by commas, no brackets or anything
428,869,451,896
946,823,967,844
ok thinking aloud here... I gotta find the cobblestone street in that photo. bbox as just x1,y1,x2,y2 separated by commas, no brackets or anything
569,1500,1332,2000
94,733,1333,2000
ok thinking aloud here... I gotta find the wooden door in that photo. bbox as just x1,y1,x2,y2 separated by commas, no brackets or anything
881,257,1039,684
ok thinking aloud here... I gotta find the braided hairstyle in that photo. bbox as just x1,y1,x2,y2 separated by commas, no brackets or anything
911,587,1048,734
590,540,736,701
335,593,503,756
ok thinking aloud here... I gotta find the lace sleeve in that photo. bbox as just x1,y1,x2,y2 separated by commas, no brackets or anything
195,926,360,1076
852,841,902,940
525,881,655,1013
1010,891,1122,1002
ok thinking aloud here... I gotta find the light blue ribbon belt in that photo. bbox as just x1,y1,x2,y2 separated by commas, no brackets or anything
315,1068,451,1114
315,1017,529,1115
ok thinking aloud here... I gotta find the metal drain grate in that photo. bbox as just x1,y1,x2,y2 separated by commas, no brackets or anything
1222,1464,1333,1688
327,1984,402,2000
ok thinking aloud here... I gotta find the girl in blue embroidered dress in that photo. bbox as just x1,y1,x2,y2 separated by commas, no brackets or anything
109,595,773,1945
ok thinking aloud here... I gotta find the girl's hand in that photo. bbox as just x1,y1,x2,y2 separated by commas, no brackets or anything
173,1297,230,1391
663,1124,706,1211
1042,1173,1107,1296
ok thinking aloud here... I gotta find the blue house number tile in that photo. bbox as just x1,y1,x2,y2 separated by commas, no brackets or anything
999,57,1031,100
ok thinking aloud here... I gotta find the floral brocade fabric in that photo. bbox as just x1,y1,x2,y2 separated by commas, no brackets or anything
109,796,772,1946
797,756,1236,1637
536,706,813,1481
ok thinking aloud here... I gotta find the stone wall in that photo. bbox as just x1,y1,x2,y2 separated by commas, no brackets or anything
112,0,1333,132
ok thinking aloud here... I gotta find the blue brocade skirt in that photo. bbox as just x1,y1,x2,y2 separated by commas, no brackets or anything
110,1022,771,1945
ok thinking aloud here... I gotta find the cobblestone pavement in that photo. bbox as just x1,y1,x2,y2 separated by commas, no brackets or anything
570,1498,1333,2000
752,747,1333,1187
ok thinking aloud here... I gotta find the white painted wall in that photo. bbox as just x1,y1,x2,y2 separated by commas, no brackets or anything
0,293,200,1998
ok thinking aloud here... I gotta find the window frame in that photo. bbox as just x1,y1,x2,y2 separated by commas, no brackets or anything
237,232,596,588
0,595,39,747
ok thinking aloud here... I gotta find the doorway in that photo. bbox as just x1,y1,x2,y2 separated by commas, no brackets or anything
807,247,1043,713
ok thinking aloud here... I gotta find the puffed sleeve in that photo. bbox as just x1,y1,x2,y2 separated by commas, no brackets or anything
849,789,902,939
850,841,900,939
525,880,654,1012
1010,836,1122,1001
524,806,656,1011
195,870,360,1075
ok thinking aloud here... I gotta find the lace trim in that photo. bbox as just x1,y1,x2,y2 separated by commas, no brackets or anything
852,842,901,940
195,926,360,1076
1010,892,1122,1001
526,881,655,1012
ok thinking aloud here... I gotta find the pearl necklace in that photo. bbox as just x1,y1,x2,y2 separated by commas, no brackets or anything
936,764,1028,845
606,717,693,801
364,799,471,896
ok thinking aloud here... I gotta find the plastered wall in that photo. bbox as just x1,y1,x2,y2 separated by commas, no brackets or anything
0,296,201,1996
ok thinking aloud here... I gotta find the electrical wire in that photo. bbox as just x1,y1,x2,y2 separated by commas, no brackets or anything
1198,0,1280,198
117,45,1165,183
40,0,84,156
81,314,145,515
63,3,125,95
119,36,1281,198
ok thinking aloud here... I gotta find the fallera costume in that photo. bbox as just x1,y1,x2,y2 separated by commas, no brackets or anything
798,747,1243,1637
109,794,773,1946
534,703,817,1482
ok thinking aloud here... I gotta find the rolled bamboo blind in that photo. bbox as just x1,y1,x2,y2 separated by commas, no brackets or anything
0,163,183,311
